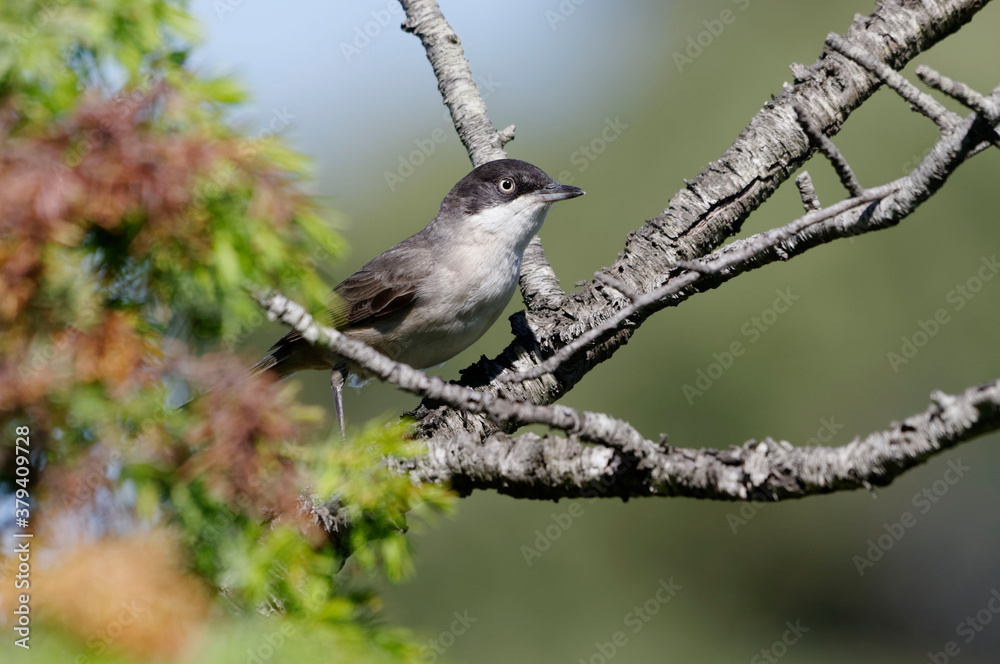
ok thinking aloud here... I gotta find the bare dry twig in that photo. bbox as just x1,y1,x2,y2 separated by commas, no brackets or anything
825,32,958,131
916,65,992,116
793,102,865,197
794,171,822,211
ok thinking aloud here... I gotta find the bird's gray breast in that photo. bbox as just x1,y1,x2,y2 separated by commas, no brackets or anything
388,233,522,368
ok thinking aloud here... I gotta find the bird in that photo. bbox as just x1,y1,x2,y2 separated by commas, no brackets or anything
253,158,584,436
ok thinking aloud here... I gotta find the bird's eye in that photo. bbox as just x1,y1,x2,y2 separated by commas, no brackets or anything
498,177,516,193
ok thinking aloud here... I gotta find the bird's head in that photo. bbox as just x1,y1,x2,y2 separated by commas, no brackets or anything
435,159,584,244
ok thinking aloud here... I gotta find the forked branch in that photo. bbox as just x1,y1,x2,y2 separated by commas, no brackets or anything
263,0,1000,503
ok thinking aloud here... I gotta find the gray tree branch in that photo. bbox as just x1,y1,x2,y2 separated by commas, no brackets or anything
501,66,999,386
259,288,1000,503
392,380,1000,501
398,0,511,166
268,0,1000,506
407,0,994,444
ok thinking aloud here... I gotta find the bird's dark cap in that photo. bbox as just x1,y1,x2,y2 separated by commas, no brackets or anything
439,158,583,217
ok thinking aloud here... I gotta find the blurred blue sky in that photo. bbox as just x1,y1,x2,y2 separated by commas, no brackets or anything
188,0,669,199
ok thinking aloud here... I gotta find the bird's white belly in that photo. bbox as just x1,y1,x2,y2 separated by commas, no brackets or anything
390,242,522,369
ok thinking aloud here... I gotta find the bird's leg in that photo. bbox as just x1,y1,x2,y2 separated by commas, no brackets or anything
330,365,348,438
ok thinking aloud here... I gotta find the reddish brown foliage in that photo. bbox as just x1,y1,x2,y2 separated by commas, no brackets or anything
30,530,212,661
72,311,160,393
0,81,322,546
0,85,301,326
0,311,158,415
180,353,320,525
0,82,303,412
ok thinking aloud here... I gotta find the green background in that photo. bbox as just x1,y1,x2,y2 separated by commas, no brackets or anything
193,0,1000,661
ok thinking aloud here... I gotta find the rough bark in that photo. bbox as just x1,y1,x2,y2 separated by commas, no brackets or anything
394,381,1000,501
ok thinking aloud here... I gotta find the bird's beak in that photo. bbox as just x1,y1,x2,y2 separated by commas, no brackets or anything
538,182,586,202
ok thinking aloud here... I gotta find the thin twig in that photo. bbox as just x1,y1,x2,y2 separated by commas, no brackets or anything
915,65,1000,142
915,65,991,115
795,171,822,211
672,260,714,274
793,103,865,197
825,32,958,132
497,124,516,146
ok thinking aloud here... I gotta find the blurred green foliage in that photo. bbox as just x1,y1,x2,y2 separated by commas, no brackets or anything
0,1,452,662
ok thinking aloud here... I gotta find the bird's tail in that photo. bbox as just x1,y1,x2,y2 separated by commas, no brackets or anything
179,334,302,410
189,333,348,436
253,333,349,436
250,331,330,379
249,347,286,378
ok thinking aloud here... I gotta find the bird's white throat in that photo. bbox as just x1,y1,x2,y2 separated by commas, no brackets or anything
463,195,553,250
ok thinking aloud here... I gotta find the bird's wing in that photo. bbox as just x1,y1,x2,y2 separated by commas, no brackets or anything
331,236,435,329
326,260,421,328
262,235,432,363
